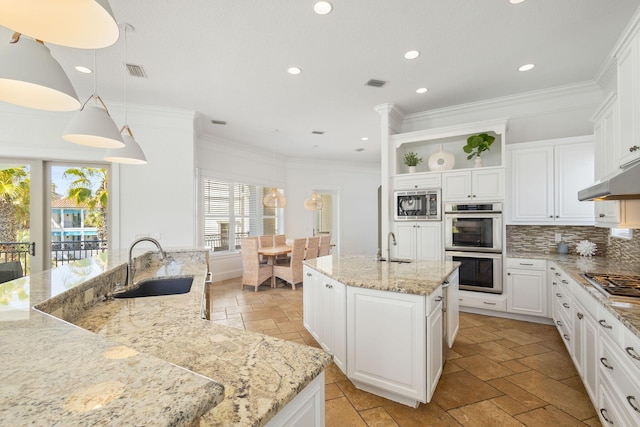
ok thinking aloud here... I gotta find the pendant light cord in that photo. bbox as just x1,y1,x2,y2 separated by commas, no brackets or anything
124,25,128,126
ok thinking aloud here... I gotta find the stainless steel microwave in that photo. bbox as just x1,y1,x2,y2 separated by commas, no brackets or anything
394,189,441,221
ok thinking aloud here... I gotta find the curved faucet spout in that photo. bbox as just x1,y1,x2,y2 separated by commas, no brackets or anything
387,232,396,263
128,237,166,286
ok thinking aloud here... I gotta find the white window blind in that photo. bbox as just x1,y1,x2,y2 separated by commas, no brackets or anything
203,178,282,253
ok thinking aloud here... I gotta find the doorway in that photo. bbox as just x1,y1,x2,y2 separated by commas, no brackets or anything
312,189,340,254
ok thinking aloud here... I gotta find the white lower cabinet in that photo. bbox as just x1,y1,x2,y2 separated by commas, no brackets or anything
426,294,443,401
346,286,427,407
572,298,598,405
265,372,325,427
506,258,548,317
302,266,346,374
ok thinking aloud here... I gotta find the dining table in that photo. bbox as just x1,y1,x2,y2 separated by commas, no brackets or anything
257,245,292,287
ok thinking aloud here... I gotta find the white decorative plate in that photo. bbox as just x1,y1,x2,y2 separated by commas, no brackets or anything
428,146,455,171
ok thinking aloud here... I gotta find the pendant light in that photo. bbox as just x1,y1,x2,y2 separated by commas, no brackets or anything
0,0,119,49
104,24,147,165
63,50,124,148
0,32,80,111
262,138,286,208
304,145,324,210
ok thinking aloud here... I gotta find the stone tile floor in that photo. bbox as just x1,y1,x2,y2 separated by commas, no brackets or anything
209,278,600,426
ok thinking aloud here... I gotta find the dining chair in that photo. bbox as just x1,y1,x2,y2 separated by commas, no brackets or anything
272,238,306,290
273,234,289,262
318,235,331,257
305,236,320,259
241,237,272,292
0,261,23,284
258,235,274,264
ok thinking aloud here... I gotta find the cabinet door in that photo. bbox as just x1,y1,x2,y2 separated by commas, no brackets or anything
426,302,443,402
394,223,417,259
554,142,594,223
472,168,504,201
303,267,321,343
415,223,442,261
347,286,426,403
573,299,598,405
441,171,472,201
508,146,554,223
331,280,347,375
446,268,459,348
506,269,547,317
617,36,640,168
319,278,333,353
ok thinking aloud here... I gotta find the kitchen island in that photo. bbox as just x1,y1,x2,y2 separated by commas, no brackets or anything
303,255,460,408
0,249,331,426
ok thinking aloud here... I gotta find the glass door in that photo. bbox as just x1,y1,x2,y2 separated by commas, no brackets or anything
313,189,340,253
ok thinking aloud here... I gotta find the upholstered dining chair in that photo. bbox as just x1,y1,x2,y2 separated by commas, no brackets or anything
318,235,331,257
305,236,320,260
258,235,274,264
272,238,306,290
241,237,272,292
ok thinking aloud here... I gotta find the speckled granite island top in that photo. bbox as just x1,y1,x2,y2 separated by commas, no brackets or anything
0,249,331,427
508,250,640,339
303,254,460,295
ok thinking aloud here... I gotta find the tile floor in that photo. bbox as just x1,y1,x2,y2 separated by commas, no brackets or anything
208,278,601,426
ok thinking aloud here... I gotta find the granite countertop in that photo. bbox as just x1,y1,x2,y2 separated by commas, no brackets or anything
507,250,640,339
303,254,461,296
0,249,331,427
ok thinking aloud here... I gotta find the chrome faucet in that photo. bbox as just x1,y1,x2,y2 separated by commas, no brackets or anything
387,232,396,262
128,237,166,286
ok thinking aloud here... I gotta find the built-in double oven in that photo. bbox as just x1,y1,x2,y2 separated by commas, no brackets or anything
444,203,503,294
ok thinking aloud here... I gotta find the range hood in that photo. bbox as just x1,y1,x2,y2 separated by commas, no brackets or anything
578,161,640,201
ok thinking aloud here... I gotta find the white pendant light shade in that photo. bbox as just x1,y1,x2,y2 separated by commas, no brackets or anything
104,126,147,164
304,192,324,210
63,96,124,148
0,35,80,111
0,0,119,49
263,187,287,208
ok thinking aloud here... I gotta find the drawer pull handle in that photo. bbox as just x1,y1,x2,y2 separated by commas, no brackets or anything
435,296,443,302
555,273,561,277
483,302,497,305
562,303,570,309
600,357,614,370
599,320,613,329
628,396,640,413
599,213,606,218
550,267,556,271
561,280,569,284
630,145,640,152
519,263,534,266
563,334,570,341
600,408,613,424
306,273,312,277
556,320,563,327
626,347,640,361
577,312,584,320
556,293,562,298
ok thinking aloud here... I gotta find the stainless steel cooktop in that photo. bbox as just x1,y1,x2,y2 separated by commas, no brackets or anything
583,272,640,302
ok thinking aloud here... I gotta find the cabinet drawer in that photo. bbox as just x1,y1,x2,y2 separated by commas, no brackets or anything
622,327,640,371
393,173,441,190
427,286,443,315
552,283,572,319
507,258,546,270
554,305,572,350
596,305,623,345
458,291,506,312
599,333,640,423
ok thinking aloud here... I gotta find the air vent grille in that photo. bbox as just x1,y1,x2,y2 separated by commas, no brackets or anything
126,63,147,78
365,79,386,88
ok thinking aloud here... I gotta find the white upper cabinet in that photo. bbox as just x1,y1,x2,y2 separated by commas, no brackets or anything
507,138,594,225
616,33,640,168
441,168,504,202
394,222,442,261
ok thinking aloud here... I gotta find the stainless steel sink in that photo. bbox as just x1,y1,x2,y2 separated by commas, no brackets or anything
113,277,193,298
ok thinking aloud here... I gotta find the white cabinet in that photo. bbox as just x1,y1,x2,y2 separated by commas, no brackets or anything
346,286,427,407
426,289,443,401
445,268,459,348
506,258,548,318
265,373,325,427
302,267,346,374
616,33,640,168
393,173,441,190
441,168,504,202
394,222,442,261
572,297,598,405
507,139,594,225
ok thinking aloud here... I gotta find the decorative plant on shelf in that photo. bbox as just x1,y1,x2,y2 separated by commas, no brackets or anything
462,133,495,159
403,152,423,167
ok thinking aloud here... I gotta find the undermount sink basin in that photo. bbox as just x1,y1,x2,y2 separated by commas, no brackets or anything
113,277,193,299
379,258,413,264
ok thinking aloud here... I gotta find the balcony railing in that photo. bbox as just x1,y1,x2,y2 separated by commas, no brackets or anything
0,242,31,275
204,232,249,252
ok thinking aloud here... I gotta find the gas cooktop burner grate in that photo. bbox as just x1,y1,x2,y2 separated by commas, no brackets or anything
583,272,640,298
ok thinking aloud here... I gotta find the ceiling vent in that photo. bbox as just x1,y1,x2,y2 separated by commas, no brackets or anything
365,79,386,88
126,63,147,78
210,119,227,125
311,130,325,135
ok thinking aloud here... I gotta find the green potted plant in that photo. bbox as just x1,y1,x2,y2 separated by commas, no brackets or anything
462,133,495,167
403,152,422,173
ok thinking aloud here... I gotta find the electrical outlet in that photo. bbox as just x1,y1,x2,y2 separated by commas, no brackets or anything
555,233,562,243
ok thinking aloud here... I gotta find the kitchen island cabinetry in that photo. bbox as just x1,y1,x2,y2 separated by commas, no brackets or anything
394,221,442,261
441,168,504,202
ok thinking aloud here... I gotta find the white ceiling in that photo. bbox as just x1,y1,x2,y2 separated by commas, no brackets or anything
2,0,640,163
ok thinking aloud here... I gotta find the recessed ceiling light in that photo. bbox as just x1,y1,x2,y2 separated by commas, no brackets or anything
314,1,333,15
355,148,365,152
510,0,526,4
287,67,302,75
416,87,428,94
404,50,420,60
518,63,535,71
75,66,93,74
361,137,369,141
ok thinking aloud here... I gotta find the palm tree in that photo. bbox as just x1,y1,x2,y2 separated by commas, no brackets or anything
63,167,108,241
0,168,29,243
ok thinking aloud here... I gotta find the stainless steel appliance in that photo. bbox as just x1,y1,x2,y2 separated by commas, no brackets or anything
582,272,640,303
445,251,503,294
578,160,640,201
394,189,441,221
444,203,502,252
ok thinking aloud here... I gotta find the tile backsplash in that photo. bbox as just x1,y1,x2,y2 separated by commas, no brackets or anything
507,225,640,263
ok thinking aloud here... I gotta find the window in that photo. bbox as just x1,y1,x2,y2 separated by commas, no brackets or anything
203,178,283,253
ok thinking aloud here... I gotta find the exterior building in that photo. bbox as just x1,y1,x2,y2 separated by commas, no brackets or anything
50,198,98,245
